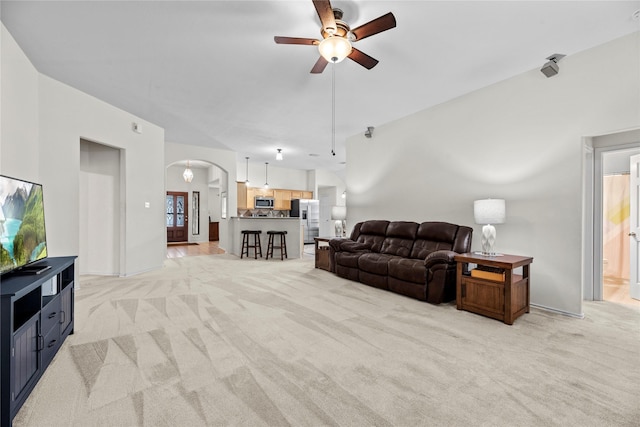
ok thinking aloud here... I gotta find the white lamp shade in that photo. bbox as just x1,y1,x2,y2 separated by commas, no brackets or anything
318,36,352,63
331,206,347,220
474,199,505,225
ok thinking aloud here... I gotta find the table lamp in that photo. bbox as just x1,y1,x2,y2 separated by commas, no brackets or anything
474,199,506,256
331,206,347,237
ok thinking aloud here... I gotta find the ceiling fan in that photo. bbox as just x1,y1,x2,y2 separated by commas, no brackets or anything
274,0,396,73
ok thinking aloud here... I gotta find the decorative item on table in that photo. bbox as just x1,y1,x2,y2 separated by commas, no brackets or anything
331,206,347,237
474,198,505,256
471,265,506,281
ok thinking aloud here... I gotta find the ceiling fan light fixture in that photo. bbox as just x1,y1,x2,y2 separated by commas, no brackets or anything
318,36,351,63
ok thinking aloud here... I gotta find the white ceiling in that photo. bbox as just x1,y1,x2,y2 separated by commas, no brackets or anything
2,1,638,178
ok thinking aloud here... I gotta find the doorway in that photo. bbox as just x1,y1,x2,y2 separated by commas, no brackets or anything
588,131,640,307
166,191,188,242
79,139,122,275
601,150,638,306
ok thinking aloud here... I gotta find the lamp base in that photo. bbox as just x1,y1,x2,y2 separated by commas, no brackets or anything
334,220,343,237
481,224,497,256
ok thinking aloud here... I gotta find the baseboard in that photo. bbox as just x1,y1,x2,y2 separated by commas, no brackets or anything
530,303,585,319
119,264,165,278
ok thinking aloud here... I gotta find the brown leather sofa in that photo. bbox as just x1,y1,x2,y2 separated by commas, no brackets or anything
328,220,473,304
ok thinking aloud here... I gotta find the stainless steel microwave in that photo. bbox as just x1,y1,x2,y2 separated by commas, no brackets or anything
255,197,274,209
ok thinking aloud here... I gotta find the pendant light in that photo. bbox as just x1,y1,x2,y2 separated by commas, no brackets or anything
245,157,250,186
264,162,269,189
276,148,283,161
183,160,194,183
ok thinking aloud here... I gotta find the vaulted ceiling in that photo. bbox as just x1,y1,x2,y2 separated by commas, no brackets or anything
2,1,638,178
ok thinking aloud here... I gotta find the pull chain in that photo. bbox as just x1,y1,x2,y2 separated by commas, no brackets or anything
331,63,336,156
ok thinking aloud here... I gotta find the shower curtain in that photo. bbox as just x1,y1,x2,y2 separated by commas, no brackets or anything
603,174,630,280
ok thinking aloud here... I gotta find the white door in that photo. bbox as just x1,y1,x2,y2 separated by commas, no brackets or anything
628,154,640,300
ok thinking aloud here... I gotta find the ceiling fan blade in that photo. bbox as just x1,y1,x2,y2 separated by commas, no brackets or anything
310,56,329,74
274,36,319,45
312,0,337,34
348,48,379,70
351,12,396,41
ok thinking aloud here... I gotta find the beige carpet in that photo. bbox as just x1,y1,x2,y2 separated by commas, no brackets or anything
14,255,640,426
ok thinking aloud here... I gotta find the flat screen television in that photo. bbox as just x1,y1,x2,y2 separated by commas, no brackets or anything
0,175,48,275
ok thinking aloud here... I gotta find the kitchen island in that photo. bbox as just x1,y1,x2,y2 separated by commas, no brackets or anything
229,217,304,259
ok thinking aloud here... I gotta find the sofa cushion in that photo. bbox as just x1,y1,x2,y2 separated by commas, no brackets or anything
359,270,388,290
358,253,397,275
359,220,390,235
381,221,419,257
410,222,459,259
388,277,427,301
388,258,432,284
355,220,389,253
335,251,363,268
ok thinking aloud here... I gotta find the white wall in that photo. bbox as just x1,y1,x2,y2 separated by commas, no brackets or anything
346,32,640,317
1,24,167,276
315,168,347,236
235,159,310,190
0,24,39,180
603,147,640,175
165,142,237,253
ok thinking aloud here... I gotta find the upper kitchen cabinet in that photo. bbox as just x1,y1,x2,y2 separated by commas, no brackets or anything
274,189,292,210
254,188,274,198
238,183,313,211
237,182,248,209
291,190,313,199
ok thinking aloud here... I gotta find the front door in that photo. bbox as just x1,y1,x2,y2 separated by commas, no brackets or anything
166,191,188,242
628,155,640,300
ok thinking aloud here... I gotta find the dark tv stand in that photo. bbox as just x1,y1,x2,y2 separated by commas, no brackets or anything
0,256,76,427
13,264,52,275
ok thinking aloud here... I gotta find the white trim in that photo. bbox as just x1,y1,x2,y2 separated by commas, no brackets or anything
118,263,164,278
530,303,585,319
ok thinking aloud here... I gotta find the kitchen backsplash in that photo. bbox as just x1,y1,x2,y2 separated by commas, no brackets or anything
238,209,290,217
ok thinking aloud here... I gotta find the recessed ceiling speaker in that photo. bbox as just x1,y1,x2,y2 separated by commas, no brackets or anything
540,54,566,78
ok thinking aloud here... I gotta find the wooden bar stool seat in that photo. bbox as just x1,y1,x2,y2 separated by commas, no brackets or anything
266,231,288,260
241,230,262,259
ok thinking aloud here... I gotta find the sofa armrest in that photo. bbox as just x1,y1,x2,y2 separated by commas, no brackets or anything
328,238,350,252
424,250,457,269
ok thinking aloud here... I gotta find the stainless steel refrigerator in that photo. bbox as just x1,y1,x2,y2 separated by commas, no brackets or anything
290,199,320,244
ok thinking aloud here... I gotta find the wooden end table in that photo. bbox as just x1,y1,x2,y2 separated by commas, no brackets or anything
314,237,332,271
454,252,533,325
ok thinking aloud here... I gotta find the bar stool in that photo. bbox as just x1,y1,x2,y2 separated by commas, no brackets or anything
241,230,262,259
266,231,288,260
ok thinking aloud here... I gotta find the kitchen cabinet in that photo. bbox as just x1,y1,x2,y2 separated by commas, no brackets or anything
237,182,249,210
292,191,313,199
254,188,274,198
274,190,292,210
246,188,256,209
238,183,312,210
